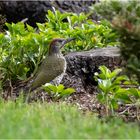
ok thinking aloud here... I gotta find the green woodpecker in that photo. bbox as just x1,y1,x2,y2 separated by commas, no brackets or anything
30,38,74,91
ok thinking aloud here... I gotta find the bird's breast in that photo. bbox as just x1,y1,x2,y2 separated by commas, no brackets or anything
44,55,66,74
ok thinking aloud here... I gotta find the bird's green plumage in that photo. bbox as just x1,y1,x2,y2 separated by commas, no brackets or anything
31,54,66,90
23,38,75,103
29,38,74,91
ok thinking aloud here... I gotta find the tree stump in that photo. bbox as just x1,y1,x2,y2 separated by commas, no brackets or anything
61,47,124,94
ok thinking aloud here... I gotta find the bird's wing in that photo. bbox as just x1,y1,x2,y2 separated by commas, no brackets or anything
31,55,66,90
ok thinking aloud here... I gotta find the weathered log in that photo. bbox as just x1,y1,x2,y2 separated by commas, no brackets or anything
61,47,124,94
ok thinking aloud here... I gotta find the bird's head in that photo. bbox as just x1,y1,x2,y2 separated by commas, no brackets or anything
48,38,75,55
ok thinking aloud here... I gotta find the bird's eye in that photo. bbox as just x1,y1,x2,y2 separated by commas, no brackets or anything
58,40,63,44
60,40,64,42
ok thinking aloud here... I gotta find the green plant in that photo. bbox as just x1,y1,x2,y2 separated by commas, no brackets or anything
0,22,50,83
94,65,139,117
92,0,140,83
44,9,119,51
42,83,75,100
0,100,140,139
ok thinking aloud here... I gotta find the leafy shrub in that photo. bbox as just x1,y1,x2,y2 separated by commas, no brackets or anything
94,65,140,117
92,0,140,83
0,22,50,83
44,9,119,51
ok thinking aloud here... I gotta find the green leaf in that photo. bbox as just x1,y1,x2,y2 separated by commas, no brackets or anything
111,99,118,110
98,79,112,94
113,75,129,85
26,24,35,32
43,84,58,93
109,68,121,79
98,65,111,79
57,84,65,93
115,88,132,103
36,23,45,32
62,88,75,95
127,88,140,99
97,93,104,103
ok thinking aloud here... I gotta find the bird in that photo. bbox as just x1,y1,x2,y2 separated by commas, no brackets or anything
29,37,75,91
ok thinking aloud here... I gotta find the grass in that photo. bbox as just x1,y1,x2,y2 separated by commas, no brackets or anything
0,99,139,139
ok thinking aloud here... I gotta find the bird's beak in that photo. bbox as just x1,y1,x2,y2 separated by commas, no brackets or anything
60,38,75,48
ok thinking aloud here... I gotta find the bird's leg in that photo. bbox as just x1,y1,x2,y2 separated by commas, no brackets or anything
23,88,32,103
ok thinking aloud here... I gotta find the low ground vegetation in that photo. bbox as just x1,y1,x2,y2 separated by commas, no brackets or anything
0,101,139,139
